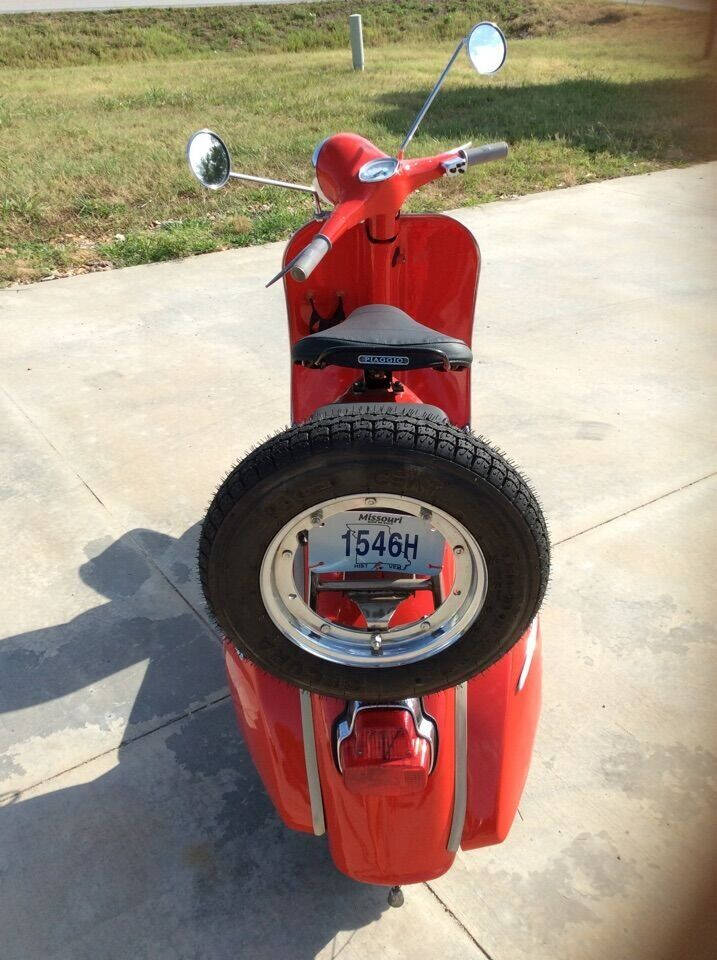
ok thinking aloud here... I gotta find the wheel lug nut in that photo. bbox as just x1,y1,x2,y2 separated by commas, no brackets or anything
453,545,464,555
282,549,293,559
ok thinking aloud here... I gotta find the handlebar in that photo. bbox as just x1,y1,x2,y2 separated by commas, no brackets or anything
461,141,509,167
289,235,331,282
288,137,509,283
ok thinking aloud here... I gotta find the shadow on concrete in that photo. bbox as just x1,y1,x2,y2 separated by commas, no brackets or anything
375,77,716,163
0,526,386,960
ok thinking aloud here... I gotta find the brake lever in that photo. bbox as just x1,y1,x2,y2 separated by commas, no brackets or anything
266,249,305,288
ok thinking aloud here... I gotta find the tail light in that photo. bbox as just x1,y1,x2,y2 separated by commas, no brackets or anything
336,700,437,796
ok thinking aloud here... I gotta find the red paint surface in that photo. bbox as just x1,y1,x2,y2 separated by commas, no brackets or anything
312,133,465,249
284,213,479,427
224,642,313,834
312,690,457,885
461,623,542,849
224,624,542,878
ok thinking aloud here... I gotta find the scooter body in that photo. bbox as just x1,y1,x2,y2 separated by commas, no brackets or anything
223,209,542,885
187,21,548,894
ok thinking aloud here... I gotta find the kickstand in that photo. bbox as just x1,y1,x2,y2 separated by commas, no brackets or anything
387,885,404,908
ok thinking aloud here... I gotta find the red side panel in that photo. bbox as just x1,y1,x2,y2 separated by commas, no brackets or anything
461,624,542,849
282,214,480,427
224,631,542,877
311,690,457,885
224,642,313,833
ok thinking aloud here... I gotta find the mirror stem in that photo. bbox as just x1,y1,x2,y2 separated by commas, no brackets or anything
228,171,316,194
398,37,466,158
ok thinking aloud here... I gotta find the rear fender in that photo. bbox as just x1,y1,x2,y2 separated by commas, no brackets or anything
224,620,541,883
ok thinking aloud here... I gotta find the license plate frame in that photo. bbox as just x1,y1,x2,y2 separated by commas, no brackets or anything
309,509,445,575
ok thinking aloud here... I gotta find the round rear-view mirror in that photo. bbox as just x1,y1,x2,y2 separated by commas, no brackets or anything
466,22,507,75
186,129,231,190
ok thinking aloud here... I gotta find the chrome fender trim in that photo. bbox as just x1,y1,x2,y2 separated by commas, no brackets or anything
447,681,468,852
300,689,326,836
517,618,539,692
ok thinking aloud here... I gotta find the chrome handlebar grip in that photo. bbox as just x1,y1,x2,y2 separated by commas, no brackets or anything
461,141,509,166
289,235,331,282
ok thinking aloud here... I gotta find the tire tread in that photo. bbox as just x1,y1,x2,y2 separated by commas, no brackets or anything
199,410,549,627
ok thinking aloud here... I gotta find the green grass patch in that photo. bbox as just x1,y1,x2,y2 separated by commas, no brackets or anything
99,207,305,267
0,1,714,285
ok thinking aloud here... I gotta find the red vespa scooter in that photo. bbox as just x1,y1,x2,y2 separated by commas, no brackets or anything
187,22,549,906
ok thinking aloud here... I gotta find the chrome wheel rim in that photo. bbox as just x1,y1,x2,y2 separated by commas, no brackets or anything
259,494,488,667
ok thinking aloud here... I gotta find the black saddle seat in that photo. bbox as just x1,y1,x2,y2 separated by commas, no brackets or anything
292,304,473,371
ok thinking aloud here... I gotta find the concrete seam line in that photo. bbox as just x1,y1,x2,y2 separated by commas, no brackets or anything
124,528,221,642
0,691,231,804
423,881,496,960
0,383,221,643
553,470,717,548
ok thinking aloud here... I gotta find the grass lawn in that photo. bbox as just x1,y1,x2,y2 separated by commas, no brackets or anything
0,0,715,286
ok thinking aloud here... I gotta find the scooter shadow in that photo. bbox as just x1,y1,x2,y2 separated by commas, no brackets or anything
0,525,387,960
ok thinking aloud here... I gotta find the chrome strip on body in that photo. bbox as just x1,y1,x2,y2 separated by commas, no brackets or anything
312,136,331,168
447,681,468,852
517,618,539,692
299,689,326,836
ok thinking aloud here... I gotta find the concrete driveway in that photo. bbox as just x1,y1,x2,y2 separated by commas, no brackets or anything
1,164,715,960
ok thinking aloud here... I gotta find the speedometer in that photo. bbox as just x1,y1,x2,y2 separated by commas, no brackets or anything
358,157,400,183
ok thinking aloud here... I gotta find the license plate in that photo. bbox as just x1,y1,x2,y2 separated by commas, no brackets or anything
309,509,445,575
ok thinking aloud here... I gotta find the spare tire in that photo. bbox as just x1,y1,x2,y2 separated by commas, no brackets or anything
199,407,549,702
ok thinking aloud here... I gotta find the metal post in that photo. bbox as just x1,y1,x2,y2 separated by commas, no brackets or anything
349,14,365,71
